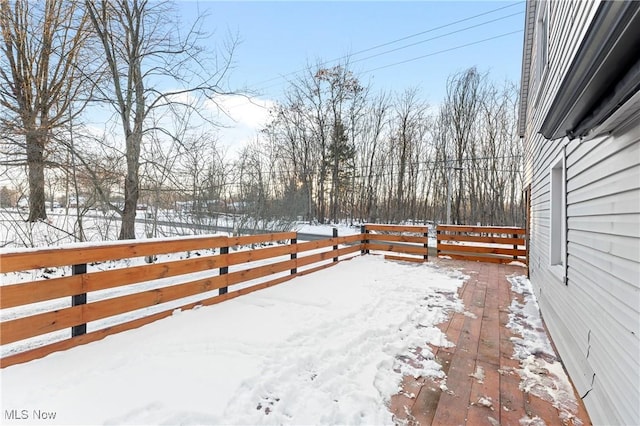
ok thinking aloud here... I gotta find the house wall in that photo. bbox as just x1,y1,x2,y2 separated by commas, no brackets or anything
522,1,640,425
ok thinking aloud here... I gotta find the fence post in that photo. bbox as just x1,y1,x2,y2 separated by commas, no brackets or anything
333,228,338,262
361,225,369,254
513,233,518,261
424,229,429,261
219,245,229,295
291,233,298,275
72,263,87,337
436,226,440,257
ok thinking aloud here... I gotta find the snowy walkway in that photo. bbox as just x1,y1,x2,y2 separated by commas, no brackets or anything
390,259,592,426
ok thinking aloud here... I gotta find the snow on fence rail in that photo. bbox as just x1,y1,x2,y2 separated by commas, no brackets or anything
0,225,429,368
436,225,527,265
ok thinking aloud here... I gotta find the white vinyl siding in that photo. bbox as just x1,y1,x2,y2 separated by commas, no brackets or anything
522,1,640,425
528,120,640,426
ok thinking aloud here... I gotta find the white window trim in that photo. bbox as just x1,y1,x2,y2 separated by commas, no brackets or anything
549,152,566,275
533,0,550,108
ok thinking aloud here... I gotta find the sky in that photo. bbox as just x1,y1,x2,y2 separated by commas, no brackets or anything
176,0,526,153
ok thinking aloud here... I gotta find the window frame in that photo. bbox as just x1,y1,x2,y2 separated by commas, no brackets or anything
549,152,566,271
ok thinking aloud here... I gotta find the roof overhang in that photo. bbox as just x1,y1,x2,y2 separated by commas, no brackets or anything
517,0,536,138
539,1,640,140
582,84,640,141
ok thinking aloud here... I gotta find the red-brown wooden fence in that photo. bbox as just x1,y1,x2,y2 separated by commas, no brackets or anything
1,224,525,368
436,225,527,265
1,231,367,367
362,224,429,262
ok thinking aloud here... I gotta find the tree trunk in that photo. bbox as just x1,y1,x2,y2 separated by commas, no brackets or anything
119,184,137,239
455,165,463,224
26,132,47,221
119,132,140,240
331,146,339,222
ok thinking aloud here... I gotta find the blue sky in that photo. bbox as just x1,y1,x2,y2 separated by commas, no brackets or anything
181,1,525,103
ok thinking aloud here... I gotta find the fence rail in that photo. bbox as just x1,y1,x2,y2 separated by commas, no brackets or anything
436,225,526,265
362,224,429,263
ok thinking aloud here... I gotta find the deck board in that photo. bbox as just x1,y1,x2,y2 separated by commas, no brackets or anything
389,259,592,425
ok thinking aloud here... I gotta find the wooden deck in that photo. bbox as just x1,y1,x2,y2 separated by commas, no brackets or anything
389,259,591,425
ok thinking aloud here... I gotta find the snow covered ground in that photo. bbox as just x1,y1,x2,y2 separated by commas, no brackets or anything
0,210,433,359
1,256,468,425
507,275,583,425
293,222,361,237
0,208,186,248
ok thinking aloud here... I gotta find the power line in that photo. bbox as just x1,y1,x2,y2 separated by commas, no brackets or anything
225,27,523,112
361,30,524,74
141,152,524,186
179,155,524,182
349,11,523,67
178,167,523,187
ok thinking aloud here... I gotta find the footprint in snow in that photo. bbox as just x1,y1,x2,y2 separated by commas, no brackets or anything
256,395,280,415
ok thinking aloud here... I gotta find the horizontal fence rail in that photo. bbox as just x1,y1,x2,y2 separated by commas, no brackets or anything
436,225,527,265
362,224,429,263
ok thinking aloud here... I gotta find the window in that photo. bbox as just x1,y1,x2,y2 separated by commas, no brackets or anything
550,154,565,267
535,1,549,89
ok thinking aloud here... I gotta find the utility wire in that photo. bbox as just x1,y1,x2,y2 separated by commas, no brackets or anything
362,29,523,74
226,27,523,112
349,11,523,66
249,1,524,89
156,165,524,189
161,154,524,184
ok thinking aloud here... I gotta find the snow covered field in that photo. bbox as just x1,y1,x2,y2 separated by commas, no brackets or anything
1,256,468,425
0,208,192,248
0,207,435,249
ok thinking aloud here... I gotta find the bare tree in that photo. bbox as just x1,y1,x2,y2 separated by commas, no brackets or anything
444,67,485,224
0,0,92,221
355,91,390,222
315,66,364,223
85,0,238,239
277,62,365,224
391,87,429,221
177,133,224,220
263,100,315,221
258,65,522,227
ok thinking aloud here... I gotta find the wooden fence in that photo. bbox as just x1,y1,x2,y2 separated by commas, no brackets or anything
0,232,362,367
436,225,527,265
362,224,429,263
1,224,527,367
0,225,427,367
